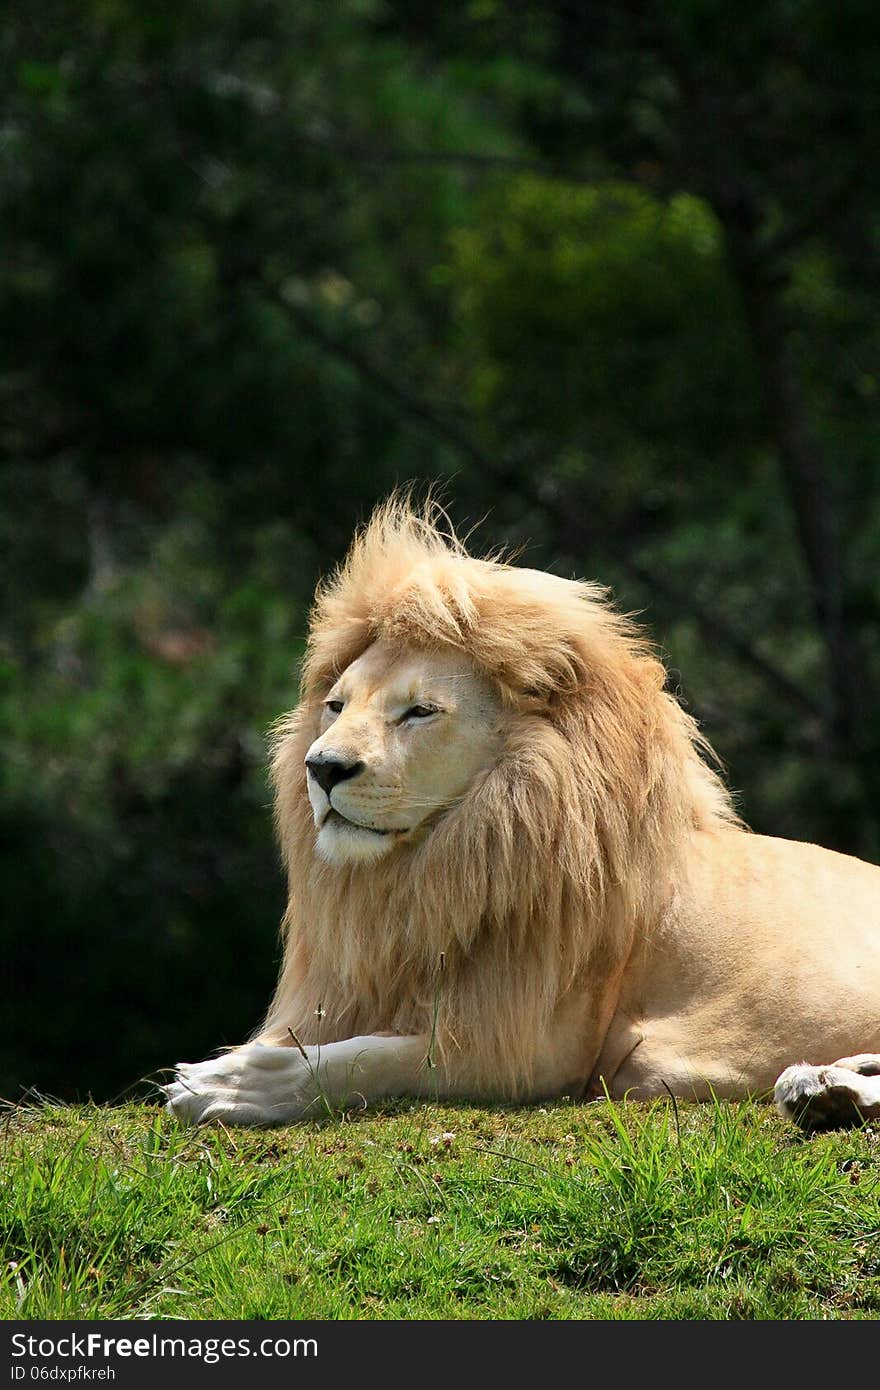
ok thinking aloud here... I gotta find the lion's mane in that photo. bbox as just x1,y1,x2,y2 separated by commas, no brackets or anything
264,498,738,1094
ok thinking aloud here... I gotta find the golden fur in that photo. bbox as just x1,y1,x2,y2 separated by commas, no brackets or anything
263,497,738,1094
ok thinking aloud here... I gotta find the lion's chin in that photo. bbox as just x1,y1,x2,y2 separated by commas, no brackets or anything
315,813,399,866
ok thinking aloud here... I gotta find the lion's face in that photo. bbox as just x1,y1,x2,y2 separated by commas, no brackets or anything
304,638,502,865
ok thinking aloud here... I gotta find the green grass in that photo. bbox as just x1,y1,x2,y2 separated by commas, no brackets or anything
2,1095,880,1320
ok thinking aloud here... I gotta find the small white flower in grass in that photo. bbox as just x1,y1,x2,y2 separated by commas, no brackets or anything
429,1131,457,1147
427,1215,441,1225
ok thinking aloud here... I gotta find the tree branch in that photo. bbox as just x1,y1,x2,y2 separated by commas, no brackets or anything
614,554,823,721
289,131,617,187
274,290,499,473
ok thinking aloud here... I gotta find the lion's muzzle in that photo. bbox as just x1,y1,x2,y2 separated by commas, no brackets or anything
305,752,365,796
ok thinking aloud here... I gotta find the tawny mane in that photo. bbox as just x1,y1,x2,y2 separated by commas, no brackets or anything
263,497,737,1093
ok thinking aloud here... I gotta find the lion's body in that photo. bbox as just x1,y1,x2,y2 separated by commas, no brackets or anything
165,499,880,1129
599,828,880,1100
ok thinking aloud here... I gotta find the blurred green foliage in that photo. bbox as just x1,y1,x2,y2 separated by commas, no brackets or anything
452,182,758,455
2,0,879,1100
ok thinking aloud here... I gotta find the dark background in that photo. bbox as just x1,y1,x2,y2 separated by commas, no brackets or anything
3,0,879,1102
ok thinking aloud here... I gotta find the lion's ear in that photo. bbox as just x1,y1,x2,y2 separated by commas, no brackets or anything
492,679,548,712
515,684,571,719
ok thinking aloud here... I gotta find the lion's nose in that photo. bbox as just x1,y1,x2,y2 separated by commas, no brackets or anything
305,753,365,796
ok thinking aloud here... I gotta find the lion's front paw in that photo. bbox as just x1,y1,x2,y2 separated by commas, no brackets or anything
163,1043,321,1127
774,1060,880,1131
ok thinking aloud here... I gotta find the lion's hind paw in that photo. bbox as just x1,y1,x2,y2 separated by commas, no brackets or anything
774,1059,880,1131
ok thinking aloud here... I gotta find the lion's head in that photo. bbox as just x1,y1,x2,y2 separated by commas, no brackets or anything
304,638,502,866
264,496,737,1091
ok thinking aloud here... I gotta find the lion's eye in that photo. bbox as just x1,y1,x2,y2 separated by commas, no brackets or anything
402,704,438,721
324,699,345,715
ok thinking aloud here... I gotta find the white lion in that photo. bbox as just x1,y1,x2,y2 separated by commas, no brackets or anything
165,499,880,1130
